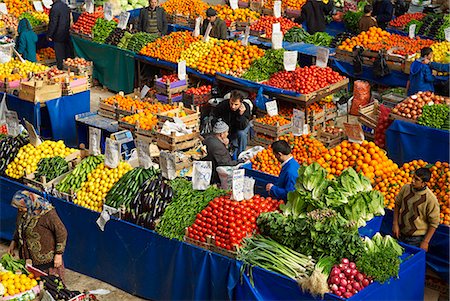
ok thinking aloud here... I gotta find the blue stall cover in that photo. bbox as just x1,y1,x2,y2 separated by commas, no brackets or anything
381,209,450,282
4,93,41,132
386,120,450,165
46,91,90,147
0,176,426,301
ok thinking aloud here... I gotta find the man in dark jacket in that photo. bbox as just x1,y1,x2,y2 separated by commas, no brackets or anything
407,47,435,96
212,90,251,156
138,0,168,36
294,0,333,35
372,0,393,29
48,0,72,69
202,8,227,40
203,121,240,184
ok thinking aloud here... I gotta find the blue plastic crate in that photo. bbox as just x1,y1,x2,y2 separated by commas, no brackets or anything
358,215,384,238
241,162,279,187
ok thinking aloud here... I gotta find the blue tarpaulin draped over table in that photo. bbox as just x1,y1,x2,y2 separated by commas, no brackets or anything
3,93,41,132
0,176,427,301
381,209,449,282
45,91,90,147
386,120,450,165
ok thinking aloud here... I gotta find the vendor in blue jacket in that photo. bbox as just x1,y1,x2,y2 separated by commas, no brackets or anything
407,47,435,96
266,140,300,201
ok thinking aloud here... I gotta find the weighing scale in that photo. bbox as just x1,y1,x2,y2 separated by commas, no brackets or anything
110,130,135,160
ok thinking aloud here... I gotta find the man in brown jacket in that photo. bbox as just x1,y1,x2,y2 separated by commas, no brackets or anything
202,8,228,40
359,4,378,32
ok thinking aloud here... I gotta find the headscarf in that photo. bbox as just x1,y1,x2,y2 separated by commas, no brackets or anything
17,18,33,35
11,190,53,217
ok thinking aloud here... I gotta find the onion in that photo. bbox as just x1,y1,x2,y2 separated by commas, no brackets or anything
331,284,339,292
343,292,353,298
353,282,362,291
362,278,370,287
332,276,341,285
411,95,418,100
346,284,353,291
331,268,340,276
341,258,350,265
336,290,342,296
344,268,352,276
340,279,348,287
339,286,347,293
406,113,412,119
351,269,358,276
404,108,410,114
392,108,399,114
339,273,346,279
349,262,356,269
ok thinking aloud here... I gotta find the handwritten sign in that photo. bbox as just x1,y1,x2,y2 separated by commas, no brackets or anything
103,2,113,21
283,51,297,71
272,22,281,34
85,0,94,13
203,22,212,42
135,139,152,168
140,85,151,99
445,27,450,42
232,169,245,201
33,1,44,12
409,24,416,39
292,109,305,136
0,3,8,14
104,138,121,169
241,25,250,46
316,47,330,68
230,0,239,10
118,12,130,29
265,100,278,117
272,32,283,49
5,111,19,137
160,151,177,180
192,161,212,190
89,127,101,155
24,120,41,147
178,60,186,80
273,0,281,18
194,17,202,37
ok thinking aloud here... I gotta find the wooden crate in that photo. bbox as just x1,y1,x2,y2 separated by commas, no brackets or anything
317,130,345,149
335,48,404,72
249,0,263,12
157,103,200,130
154,76,188,95
209,237,237,259
358,101,380,129
118,120,136,131
183,229,212,250
61,83,89,96
172,14,196,28
253,120,292,138
156,131,200,151
63,64,93,76
182,92,211,107
19,81,62,103
238,0,249,7
389,112,418,124
252,135,275,147
261,7,284,16
285,8,301,18
98,102,117,119
250,29,264,37
135,131,157,144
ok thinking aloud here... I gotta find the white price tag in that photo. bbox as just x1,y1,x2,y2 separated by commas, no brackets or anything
33,1,44,12
86,0,94,13
230,0,239,10
272,22,281,34
265,100,278,117
203,22,212,42
140,85,151,98
42,0,52,8
96,210,110,231
241,25,250,46
135,139,153,168
178,60,186,80
192,161,212,190
194,17,202,37
445,27,450,42
24,120,42,147
409,24,416,39
315,47,330,68
283,51,297,71
232,169,245,201
160,151,177,180
271,32,283,49
117,11,130,29
104,138,121,169
0,3,8,14
273,0,282,18
292,109,305,136
5,111,19,137
89,127,101,155
103,2,113,21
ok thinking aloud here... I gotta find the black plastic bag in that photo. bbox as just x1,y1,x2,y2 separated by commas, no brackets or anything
353,46,364,76
373,49,390,78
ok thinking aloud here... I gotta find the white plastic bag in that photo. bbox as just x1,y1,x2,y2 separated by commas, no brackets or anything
0,93,7,125
243,177,255,200
160,151,177,180
238,146,264,162
88,127,101,155
192,161,212,190
217,166,235,190
104,138,121,169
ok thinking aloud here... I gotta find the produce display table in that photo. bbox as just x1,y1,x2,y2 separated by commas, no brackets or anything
381,209,450,282
0,176,426,301
3,91,90,147
386,120,450,165
71,36,135,94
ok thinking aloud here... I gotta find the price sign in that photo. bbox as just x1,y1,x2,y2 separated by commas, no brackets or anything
118,11,130,29
315,47,330,68
272,32,283,49
89,127,101,155
104,138,121,169
136,139,153,168
232,169,245,201
230,0,239,10
33,1,44,12
192,161,212,190
445,27,450,42
140,85,151,99
0,3,8,14
283,51,297,71
203,22,212,42
241,25,250,46
5,111,19,137
24,120,42,147
343,123,364,144
96,210,110,231
85,0,94,13
265,100,278,117
42,0,52,8
160,151,177,180
178,60,186,80
409,24,416,39
103,2,113,21
273,0,281,18
272,22,281,34
292,109,305,136
194,17,202,37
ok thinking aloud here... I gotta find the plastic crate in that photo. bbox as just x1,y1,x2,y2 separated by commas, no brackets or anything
241,162,279,187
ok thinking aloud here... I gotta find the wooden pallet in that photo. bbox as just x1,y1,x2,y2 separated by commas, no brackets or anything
156,131,200,151
253,120,292,138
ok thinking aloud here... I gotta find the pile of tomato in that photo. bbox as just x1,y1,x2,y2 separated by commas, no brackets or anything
71,12,103,35
388,13,426,28
160,74,181,83
250,16,298,37
187,195,282,250
185,85,212,95
264,66,346,95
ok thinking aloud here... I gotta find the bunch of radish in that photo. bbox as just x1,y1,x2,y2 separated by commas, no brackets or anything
328,258,372,299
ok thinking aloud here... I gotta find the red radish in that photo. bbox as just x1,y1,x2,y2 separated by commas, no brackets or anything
343,292,353,298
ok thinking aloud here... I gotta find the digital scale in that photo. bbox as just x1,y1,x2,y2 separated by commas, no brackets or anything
110,130,135,160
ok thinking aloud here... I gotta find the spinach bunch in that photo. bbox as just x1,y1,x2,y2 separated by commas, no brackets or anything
242,49,286,82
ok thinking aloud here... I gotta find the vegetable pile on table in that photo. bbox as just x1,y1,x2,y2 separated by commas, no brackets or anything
214,5,260,22
19,12,49,27
35,156,69,181
117,31,134,49
417,14,446,40
156,178,226,240
140,31,199,62
41,275,82,300
391,91,449,121
388,12,426,29
105,28,127,46
329,32,354,48
328,258,372,298
71,12,103,36
250,16,298,37
179,38,218,69
241,49,285,82
162,0,208,18
284,27,333,47
0,133,29,175
92,18,118,44
417,104,450,130
126,32,159,53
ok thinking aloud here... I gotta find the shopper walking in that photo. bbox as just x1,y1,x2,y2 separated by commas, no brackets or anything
48,0,72,70
138,0,168,36
372,0,393,29
16,19,38,62
8,190,68,281
294,0,333,34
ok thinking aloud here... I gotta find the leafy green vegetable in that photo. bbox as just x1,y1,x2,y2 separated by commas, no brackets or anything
242,49,285,82
0,254,28,274
406,20,423,34
284,27,333,46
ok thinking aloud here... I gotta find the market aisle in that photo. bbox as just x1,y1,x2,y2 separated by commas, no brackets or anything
0,241,146,301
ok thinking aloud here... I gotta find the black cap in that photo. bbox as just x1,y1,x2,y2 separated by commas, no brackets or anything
206,8,217,17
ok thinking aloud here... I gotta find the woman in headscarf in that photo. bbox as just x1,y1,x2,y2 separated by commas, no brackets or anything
8,190,67,281
16,18,38,62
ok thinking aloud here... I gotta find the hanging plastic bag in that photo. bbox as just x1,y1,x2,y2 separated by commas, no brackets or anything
160,151,177,180
243,177,255,200
352,46,364,76
350,80,371,116
373,50,390,78
238,146,264,163
104,138,121,169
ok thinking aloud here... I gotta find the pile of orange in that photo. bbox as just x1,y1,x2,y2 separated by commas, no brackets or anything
316,140,398,182
214,5,260,22
4,0,33,17
264,0,306,9
338,27,434,56
255,115,290,126
196,40,264,75
37,47,56,61
102,95,175,112
375,160,450,225
251,134,328,175
122,111,158,131
162,0,208,17
140,31,199,63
